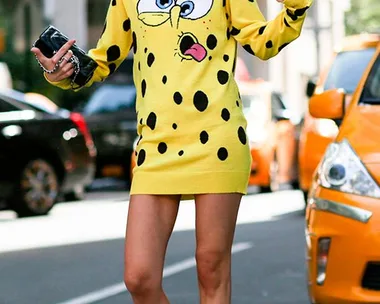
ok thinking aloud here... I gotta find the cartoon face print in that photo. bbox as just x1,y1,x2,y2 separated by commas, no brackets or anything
137,0,214,62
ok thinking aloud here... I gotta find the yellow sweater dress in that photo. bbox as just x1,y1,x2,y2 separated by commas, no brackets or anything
47,0,312,199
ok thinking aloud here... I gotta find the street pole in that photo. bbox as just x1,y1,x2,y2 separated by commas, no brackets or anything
312,0,321,76
24,2,32,92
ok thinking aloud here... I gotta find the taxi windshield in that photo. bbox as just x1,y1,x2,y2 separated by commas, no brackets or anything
324,48,377,94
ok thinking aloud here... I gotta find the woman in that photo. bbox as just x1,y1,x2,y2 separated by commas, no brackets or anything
32,0,312,302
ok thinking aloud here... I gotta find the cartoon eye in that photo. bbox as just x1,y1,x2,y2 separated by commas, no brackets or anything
156,0,174,9
180,1,194,17
137,0,175,14
176,0,213,20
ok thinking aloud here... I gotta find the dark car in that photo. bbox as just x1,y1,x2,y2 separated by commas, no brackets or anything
0,89,96,217
79,83,137,185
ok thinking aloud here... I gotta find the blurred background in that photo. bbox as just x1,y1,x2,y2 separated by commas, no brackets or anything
0,1,380,304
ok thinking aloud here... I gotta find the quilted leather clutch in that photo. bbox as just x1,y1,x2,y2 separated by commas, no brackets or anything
33,25,98,88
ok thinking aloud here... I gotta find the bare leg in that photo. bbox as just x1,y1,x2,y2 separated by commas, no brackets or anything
194,193,242,304
124,194,181,304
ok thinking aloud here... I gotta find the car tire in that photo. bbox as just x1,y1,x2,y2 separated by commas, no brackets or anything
12,158,59,218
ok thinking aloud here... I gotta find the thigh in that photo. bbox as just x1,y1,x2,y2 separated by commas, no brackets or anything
124,194,181,275
195,194,242,252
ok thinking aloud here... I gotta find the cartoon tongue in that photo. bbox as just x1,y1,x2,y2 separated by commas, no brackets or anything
184,43,207,62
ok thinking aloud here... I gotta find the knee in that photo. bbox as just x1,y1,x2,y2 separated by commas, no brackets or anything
196,248,229,287
124,266,160,295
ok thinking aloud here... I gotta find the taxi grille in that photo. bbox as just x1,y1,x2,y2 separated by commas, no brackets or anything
362,262,380,291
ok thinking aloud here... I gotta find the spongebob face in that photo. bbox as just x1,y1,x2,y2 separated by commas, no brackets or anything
137,0,214,62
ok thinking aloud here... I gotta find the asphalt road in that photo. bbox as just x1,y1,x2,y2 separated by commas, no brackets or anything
0,190,309,304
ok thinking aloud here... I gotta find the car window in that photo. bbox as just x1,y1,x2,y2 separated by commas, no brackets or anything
0,98,20,112
271,92,286,111
83,85,136,115
324,48,377,94
360,54,380,104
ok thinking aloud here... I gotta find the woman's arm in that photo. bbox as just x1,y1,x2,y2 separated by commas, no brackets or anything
227,0,312,61
46,0,133,90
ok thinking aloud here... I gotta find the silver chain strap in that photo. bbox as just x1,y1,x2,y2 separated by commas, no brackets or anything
34,50,81,89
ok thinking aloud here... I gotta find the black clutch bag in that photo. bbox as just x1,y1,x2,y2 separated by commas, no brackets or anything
32,25,98,89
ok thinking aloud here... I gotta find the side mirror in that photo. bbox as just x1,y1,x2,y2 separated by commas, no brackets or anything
309,89,345,119
306,79,317,98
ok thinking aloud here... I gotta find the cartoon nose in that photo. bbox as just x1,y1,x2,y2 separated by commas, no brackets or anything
170,5,181,28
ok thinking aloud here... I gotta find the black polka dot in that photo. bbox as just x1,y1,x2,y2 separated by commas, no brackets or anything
108,63,116,75
147,53,155,67
200,131,209,144
138,62,141,71
236,100,240,107
193,91,209,112
278,43,289,52
259,25,266,35
238,127,247,145
158,142,167,154
206,34,217,50
112,0,116,5
123,19,131,32
101,22,107,36
284,18,290,27
178,150,184,156
146,112,157,130
223,0,226,6
162,75,167,84
295,6,309,16
141,80,147,97
172,123,177,130
226,28,231,40
209,56,212,61
266,40,273,48
248,0,254,2
230,27,241,36
106,45,121,62
243,45,255,56
221,108,230,121
137,149,146,166
217,148,228,161
139,118,143,125
132,32,137,54
173,92,183,105
217,70,229,85
223,54,229,62
144,47,148,53
226,13,229,20
286,9,298,21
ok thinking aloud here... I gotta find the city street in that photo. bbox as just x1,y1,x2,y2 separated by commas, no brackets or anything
0,190,309,304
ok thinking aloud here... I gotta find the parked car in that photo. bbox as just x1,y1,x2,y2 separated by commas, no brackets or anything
298,33,380,203
78,83,137,185
130,79,300,192
0,89,96,217
305,40,380,303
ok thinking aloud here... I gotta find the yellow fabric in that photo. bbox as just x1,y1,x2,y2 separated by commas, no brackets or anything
46,0,312,199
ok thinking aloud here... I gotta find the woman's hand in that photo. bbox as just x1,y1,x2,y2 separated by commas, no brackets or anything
31,39,76,83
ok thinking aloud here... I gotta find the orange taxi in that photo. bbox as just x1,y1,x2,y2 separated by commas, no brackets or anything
299,34,380,203
306,41,380,303
130,79,299,192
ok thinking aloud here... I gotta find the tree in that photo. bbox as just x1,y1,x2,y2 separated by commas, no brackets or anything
345,0,380,35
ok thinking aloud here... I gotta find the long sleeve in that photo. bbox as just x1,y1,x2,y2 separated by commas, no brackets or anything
46,0,133,91
227,0,312,61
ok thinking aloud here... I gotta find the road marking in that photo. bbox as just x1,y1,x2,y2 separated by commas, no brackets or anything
55,242,253,304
